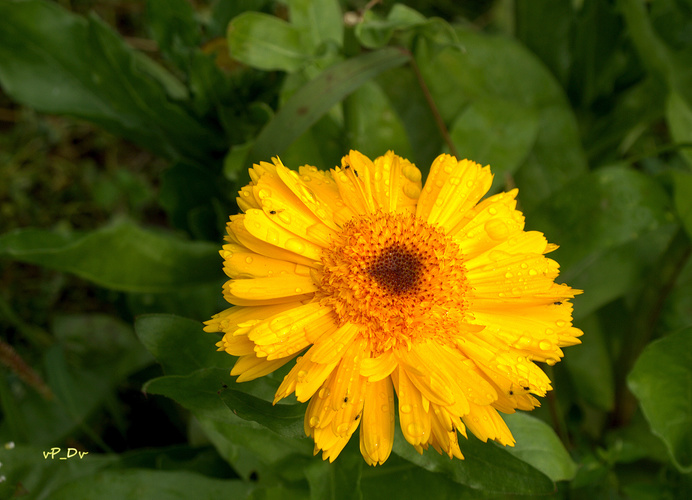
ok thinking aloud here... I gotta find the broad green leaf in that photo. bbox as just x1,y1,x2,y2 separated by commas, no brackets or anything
667,92,692,167
49,469,254,500
0,0,223,165
628,327,692,473
528,165,675,317
219,389,305,439
135,315,229,376
0,220,220,293
343,81,413,160
563,314,615,411
228,12,309,72
417,28,587,208
447,97,539,188
248,47,410,165
502,412,577,482
288,0,343,49
392,431,554,494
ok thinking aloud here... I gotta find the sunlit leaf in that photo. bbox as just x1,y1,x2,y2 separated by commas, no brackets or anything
628,327,692,473
502,412,577,482
227,12,309,72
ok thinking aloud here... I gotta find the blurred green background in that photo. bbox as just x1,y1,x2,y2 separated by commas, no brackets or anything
1,0,692,498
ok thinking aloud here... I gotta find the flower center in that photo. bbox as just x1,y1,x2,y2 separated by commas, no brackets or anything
318,211,471,354
367,245,422,294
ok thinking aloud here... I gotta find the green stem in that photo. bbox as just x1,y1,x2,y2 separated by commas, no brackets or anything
408,55,459,158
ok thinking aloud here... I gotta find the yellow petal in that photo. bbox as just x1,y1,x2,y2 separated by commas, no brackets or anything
221,243,307,278
392,367,431,447
359,377,394,465
308,322,362,364
231,351,298,382
416,155,493,224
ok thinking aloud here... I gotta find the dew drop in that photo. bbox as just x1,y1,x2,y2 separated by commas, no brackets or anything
546,358,557,366
402,164,422,182
309,416,320,427
318,387,330,399
528,268,538,276
400,404,412,414
505,271,513,279
466,180,474,188
295,287,303,293
407,422,424,437
278,213,292,225
485,218,509,240
336,422,350,435
520,262,528,269
488,207,498,215
539,340,553,351
555,320,566,327
285,238,306,254
380,404,389,412
245,256,253,264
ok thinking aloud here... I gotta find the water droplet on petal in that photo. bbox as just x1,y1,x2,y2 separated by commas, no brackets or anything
539,340,553,351
400,404,412,414
309,416,320,427
245,256,253,264
318,387,330,399
336,422,350,435
285,238,306,254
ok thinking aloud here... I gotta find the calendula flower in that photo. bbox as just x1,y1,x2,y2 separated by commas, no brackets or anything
205,151,582,465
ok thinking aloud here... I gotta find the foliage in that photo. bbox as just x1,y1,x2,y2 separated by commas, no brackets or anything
1,0,692,498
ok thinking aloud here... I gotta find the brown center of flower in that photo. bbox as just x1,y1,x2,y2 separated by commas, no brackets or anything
318,210,471,354
367,245,422,294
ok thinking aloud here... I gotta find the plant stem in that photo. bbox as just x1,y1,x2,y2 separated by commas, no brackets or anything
408,56,459,158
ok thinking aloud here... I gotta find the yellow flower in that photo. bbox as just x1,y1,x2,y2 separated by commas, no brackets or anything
205,151,583,465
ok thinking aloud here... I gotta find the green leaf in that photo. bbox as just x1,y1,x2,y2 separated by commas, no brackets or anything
528,165,675,317
219,389,305,439
360,454,479,499
502,412,577,482
228,12,310,72
0,220,221,293
628,327,692,473
392,431,554,494
620,0,692,109
0,0,223,165
288,0,343,49
135,315,229,376
49,469,254,499
447,97,539,188
0,445,119,500
417,27,587,207
147,0,200,62
355,4,427,49
305,449,363,500
248,47,410,164
343,81,413,160
515,0,573,84
563,314,615,411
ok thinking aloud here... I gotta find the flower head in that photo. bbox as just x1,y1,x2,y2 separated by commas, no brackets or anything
205,151,582,465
